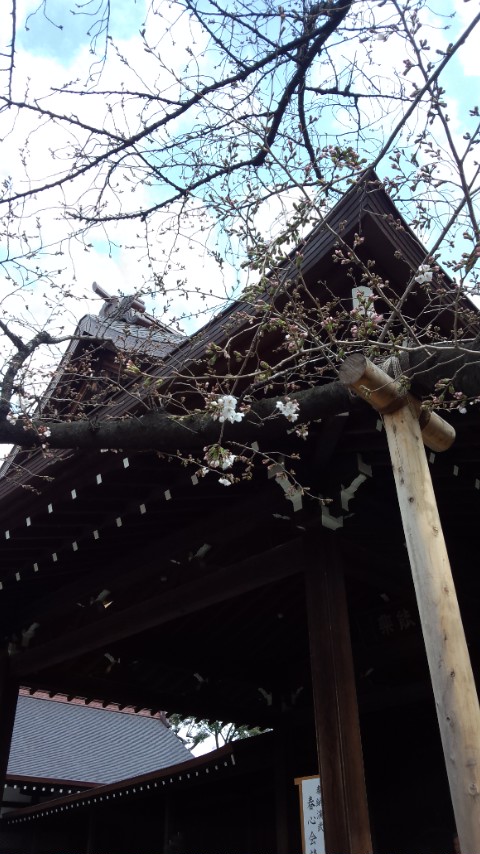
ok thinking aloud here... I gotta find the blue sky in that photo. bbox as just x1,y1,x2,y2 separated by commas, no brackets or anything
0,0,478,441
18,0,146,64
1,0,479,335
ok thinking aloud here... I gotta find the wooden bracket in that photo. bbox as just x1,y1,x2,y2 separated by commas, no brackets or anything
338,353,455,453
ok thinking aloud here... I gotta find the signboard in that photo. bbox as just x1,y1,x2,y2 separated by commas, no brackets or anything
294,775,325,854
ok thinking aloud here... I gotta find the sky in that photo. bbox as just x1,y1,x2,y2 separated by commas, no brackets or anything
0,0,238,341
0,0,479,408
17,0,146,61
0,1,478,332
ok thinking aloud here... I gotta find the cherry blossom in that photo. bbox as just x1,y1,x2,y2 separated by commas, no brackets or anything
276,399,300,422
414,265,433,285
204,446,236,470
212,395,244,424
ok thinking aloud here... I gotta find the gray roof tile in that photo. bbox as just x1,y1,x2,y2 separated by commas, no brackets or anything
7,695,191,785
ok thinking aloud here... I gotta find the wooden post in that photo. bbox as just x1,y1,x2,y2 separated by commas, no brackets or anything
85,807,96,854
163,792,172,853
274,724,291,854
0,652,18,799
339,354,480,854
305,534,373,854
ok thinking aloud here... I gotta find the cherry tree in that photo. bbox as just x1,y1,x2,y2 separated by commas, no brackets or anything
0,0,479,479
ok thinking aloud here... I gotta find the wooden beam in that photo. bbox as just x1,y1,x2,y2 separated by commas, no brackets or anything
16,484,285,629
305,533,372,854
340,355,480,853
12,538,303,679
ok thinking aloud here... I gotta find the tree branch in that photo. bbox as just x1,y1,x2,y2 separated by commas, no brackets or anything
0,326,72,418
2,342,480,452
0,1,352,224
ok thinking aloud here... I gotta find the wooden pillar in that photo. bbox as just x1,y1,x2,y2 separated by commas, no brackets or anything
0,651,19,799
339,354,480,854
30,830,39,854
85,807,96,854
274,723,291,854
163,792,172,853
383,403,480,854
305,533,372,854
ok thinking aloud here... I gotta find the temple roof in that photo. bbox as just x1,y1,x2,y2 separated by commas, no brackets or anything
7,692,191,786
0,173,478,728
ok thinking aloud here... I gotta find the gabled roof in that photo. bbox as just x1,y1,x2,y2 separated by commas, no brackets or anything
0,288,185,486
76,312,184,357
7,693,192,786
39,294,185,416
1,174,475,471
0,173,478,729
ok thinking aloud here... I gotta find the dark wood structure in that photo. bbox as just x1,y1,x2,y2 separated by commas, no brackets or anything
1,732,298,854
0,176,478,853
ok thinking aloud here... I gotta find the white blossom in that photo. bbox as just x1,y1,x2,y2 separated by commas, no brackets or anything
43,428,51,438
204,446,236,470
6,412,18,425
221,452,236,470
218,477,232,486
414,265,433,285
212,394,244,424
276,399,300,422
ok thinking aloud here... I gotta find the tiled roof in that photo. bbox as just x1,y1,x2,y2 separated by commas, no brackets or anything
78,313,185,357
7,694,192,786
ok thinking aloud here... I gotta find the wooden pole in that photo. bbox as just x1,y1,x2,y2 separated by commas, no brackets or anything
339,354,480,854
305,533,373,854
0,653,18,791
273,724,291,854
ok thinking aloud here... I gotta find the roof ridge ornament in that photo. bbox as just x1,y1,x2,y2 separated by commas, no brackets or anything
92,282,153,329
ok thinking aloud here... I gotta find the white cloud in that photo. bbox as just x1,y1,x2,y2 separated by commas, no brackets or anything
1,0,479,359
1,1,236,343
0,1,244,424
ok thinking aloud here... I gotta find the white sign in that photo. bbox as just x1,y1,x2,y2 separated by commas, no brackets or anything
295,775,325,854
